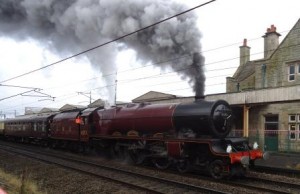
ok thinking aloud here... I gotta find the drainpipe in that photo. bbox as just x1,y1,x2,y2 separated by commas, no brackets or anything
261,64,266,88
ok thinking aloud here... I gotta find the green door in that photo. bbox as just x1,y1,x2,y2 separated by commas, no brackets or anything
264,115,278,152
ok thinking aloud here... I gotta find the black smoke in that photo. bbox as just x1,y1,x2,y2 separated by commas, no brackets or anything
0,0,206,102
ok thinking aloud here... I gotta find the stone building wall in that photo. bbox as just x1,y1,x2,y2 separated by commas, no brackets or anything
249,102,300,152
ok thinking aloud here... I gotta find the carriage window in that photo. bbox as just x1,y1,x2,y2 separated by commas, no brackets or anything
42,122,45,132
34,123,37,131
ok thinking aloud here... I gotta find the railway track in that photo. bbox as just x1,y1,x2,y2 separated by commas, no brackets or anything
242,176,300,193
140,162,300,193
220,178,299,194
164,169,299,194
252,165,300,178
0,143,228,194
136,158,300,193
1,141,299,194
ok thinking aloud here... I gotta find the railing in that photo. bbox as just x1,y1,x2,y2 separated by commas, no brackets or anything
230,129,300,153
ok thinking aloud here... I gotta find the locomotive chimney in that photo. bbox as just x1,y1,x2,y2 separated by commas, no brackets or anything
263,24,281,59
195,95,205,101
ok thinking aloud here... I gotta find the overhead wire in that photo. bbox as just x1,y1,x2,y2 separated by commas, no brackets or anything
37,26,298,92
3,21,295,95
2,20,294,87
0,0,216,84
2,40,298,114
1,17,299,113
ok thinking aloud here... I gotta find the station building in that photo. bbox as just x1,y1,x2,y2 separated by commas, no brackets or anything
224,19,300,152
132,19,300,153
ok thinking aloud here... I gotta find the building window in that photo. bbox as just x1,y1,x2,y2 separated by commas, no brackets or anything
288,114,300,140
288,62,300,81
289,115,296,122
288,64,295,81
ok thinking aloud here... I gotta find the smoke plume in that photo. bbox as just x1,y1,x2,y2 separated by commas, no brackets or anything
0,0,205,102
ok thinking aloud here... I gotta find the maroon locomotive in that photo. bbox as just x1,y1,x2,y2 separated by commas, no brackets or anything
2,99,266,179
91,99,231,138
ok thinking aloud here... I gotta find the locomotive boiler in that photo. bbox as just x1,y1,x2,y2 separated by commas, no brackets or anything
93,99,232,139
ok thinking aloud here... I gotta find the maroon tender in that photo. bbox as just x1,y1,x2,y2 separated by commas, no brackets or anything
50,111,82,141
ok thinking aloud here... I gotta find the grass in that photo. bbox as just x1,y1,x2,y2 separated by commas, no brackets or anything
0,168,44,194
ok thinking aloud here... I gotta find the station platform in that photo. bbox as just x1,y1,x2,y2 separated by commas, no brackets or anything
255,152,300,170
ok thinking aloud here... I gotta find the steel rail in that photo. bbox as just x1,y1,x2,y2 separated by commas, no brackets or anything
0,143,228,194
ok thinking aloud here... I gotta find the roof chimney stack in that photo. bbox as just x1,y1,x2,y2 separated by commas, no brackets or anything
263,24,281,58
239,38,251,66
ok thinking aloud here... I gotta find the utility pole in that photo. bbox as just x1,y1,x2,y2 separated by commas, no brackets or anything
114,71,118,106
0,111,5,119
78,91,93,104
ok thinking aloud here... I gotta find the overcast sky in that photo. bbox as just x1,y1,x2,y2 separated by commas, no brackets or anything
0,0,299,117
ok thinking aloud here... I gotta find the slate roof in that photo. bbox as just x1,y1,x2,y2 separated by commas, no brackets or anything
59,104,86,112
132,91,177,103
88,99,106,108
232,61,256,82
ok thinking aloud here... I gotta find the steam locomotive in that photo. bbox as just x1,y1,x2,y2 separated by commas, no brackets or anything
0,99,266,179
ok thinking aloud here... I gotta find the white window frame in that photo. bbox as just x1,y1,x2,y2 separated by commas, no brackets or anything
289,123,296,140
288,114,300,140
289,115,296,122
288,64,295,81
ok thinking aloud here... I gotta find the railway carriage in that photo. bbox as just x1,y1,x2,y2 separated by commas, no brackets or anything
3,114,55,144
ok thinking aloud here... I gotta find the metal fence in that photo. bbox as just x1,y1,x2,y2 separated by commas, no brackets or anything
230,129,300,153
